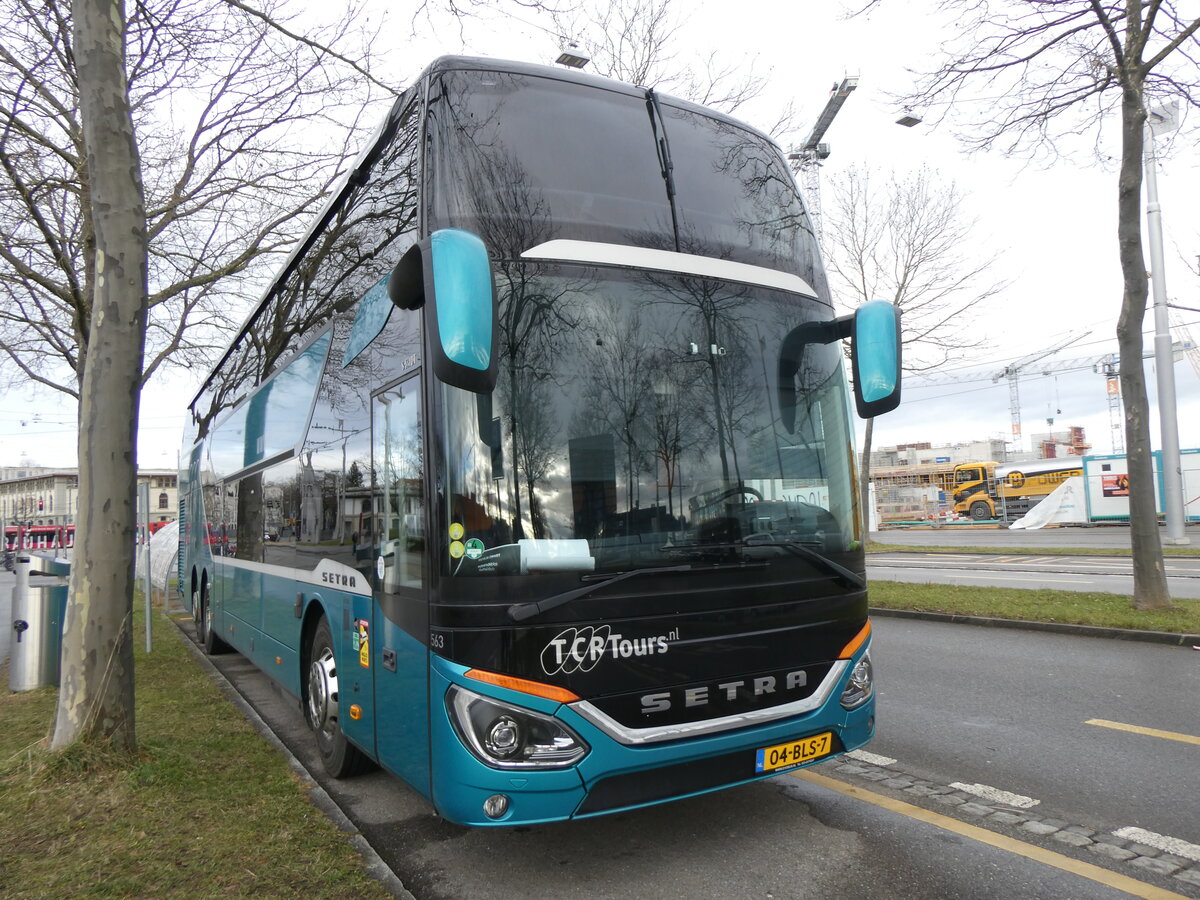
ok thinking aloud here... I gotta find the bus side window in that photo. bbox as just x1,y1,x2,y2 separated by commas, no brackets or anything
373,376,424,593
231,474,265,563
202,481,225,555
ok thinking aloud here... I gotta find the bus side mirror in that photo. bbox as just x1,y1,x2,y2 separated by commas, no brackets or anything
851,299,901,418
389,228,498,394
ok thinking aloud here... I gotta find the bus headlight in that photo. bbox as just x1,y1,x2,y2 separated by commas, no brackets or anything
840,653,874,710
447,685,588,769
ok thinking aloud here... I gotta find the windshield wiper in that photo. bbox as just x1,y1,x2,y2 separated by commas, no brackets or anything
748,540,865,589
645,88,680,253
666,540,865,590
507,564,693,623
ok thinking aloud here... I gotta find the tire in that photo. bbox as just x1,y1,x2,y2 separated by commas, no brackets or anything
192,585,203,638
197,582,231,655
304,617,373,778
969,501,992,521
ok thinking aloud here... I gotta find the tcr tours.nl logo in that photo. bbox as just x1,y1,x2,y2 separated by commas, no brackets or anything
540,625,677,676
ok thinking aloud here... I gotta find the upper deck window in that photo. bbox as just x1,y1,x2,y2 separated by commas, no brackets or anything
427,68,821,282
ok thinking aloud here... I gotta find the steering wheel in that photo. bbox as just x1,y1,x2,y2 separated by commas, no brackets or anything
712,486,764,505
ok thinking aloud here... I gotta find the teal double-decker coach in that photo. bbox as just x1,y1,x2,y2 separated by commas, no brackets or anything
178,55,901,826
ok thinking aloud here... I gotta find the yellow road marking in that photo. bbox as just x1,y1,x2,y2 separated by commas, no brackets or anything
791,769,1191,900
1086,719,1200,747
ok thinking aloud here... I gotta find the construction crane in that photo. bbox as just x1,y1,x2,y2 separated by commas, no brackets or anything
787,76,858,239
1033,336,1192,453
997,339,1192,454
1095,320,1199,453
1089,353,1124,453
992,331,1090,446
1170,313,1200,380
907,333,1193,454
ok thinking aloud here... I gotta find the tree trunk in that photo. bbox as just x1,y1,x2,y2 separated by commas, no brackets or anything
859,416,875,538
53,0,148,751
1115,78,1172,611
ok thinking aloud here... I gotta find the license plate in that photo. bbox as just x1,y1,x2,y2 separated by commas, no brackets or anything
755,732,832,773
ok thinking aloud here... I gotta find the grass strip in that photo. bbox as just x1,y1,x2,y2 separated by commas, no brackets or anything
0,601,394,900
870,580,1200,634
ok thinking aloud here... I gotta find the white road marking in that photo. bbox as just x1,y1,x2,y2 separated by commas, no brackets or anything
845,749,897,766
942,573,1088,584
950,782,1040,809
876,571,1090,585
1113,827,1200,862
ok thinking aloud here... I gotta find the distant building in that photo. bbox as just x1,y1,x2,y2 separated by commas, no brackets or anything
1027,425,1090,458
870,438,1007,470
0,465,56,481
0,467,179,528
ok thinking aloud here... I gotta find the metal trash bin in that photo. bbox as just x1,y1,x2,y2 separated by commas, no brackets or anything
9,555,70,692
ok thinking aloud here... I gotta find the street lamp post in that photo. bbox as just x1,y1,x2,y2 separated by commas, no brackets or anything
1145,103,1188,544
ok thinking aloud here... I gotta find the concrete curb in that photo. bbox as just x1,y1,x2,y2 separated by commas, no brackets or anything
870,606,1200,647
167,616,414,900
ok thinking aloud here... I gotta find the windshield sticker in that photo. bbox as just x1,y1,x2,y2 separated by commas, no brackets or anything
449,541,465,559
449,522,464,541
464,538,485,559
541,625,680,676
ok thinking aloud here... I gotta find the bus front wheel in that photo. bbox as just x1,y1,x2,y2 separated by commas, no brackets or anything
305,617,372,778
969,501,992,521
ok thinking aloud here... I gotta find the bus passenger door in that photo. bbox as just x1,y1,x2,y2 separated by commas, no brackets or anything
371,376,431,794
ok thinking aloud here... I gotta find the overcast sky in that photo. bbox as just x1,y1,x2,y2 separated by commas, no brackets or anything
2,0,1198,468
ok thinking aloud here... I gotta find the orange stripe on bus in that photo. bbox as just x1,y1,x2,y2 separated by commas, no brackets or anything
838,621,871,659
465,669,580,703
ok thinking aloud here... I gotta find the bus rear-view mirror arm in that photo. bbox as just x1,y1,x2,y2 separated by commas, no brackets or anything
777,299,902,433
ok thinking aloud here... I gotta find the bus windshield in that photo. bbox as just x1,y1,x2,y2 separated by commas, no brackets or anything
426,63,853,578
439,264,857,577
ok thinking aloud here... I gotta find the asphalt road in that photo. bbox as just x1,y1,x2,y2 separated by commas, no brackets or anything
186,616,1200,900
871,523,1200,550
870,617,1200,844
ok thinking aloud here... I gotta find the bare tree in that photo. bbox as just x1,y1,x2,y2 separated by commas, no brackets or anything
824,164,1006,531
0,0,394,755
0,0,391,402
53,0,147,752
581,305,657,515
872,0,1200,610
